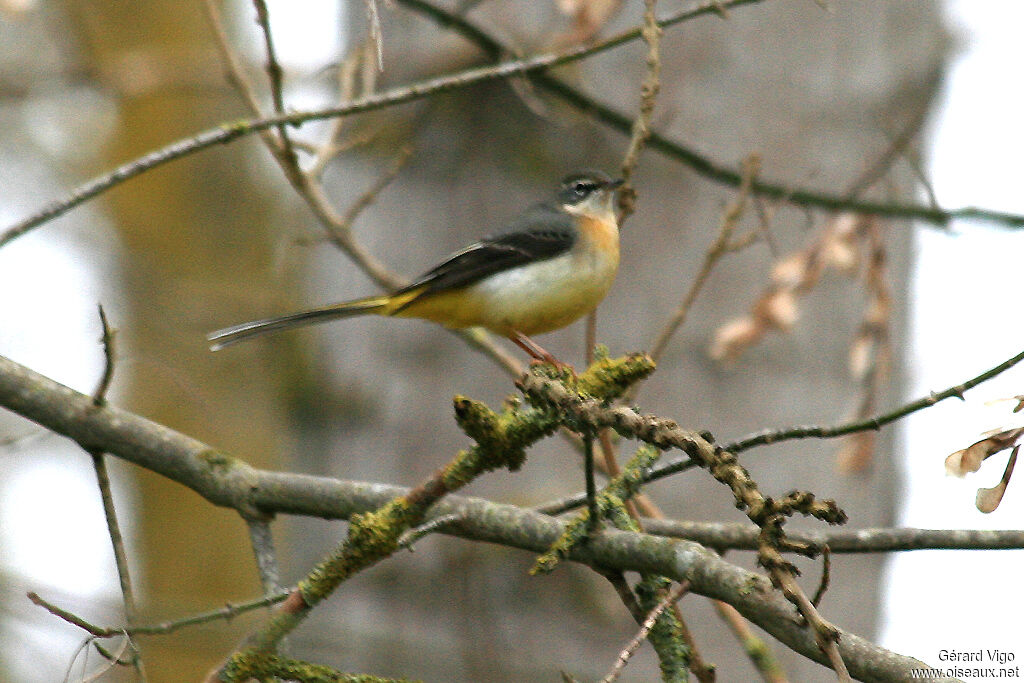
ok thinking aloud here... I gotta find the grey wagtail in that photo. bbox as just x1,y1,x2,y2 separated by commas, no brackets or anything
208,170,624,364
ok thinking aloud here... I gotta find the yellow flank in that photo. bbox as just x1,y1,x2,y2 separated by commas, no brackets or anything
390,286,489,329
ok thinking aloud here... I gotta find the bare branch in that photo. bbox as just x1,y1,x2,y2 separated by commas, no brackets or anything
399,0,1024,229
246,517,282,595
775,570,850,682
91,305,116,408
5,0,1022,250
602,343,1024,489
251,0,299,165
83,307,148,679
647,154,759,367
0,34,614,247
712,599,790,683
89,454,137,618
617,0,663,222
28,589,290,638
27,592,118,639
204,0,284,154
364,0,385,71
636,520,1024,553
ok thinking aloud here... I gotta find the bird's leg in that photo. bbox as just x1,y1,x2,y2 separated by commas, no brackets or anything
509,331,567,369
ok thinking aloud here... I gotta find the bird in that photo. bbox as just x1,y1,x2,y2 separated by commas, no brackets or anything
208,170,624,365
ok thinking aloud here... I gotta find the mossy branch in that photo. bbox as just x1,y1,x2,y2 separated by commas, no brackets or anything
535,444,692,680
0,352,957,680
533,444,662,574
220,354,656,680
222,652,419,683
634,576,692,683
518,365,852,678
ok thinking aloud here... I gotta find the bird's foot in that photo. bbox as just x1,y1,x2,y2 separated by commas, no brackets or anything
511,331,575,374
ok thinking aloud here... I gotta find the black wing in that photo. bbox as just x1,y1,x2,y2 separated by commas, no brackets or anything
396,202,576,297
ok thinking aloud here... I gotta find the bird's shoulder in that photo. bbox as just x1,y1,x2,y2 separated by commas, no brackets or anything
483,200,577,252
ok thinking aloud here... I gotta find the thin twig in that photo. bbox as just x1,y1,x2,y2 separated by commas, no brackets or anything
838,217,892,472
320,145,414,252
648,154,759,366
598,431,648,521
845,101,933,198
589,0,664,520
601,570,646,623
531,508,1024,552
617,0,662,222
712,600,790,683
209,0,313,226
27,589,291,638
812,546,831,608
600,581,689,683
901,146,941,211
85,307,146,681
397,512,463,548
251,0,298,166
725,344,1024,454
28,592,118,639
774,572,851,682
364,0,385,71
204,0,283,155
91,305,116,408
307,40,378,179
584,435,600,529
89,454,135,614
620,342,1024,486
646,520,1024,552
89,636,133,680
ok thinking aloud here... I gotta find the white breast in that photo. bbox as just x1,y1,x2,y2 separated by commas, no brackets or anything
466,243,619,335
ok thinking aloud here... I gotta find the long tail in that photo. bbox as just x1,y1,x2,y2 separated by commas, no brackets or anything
208,294,400,350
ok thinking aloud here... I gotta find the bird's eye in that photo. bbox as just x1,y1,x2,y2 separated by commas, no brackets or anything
571,181,593,198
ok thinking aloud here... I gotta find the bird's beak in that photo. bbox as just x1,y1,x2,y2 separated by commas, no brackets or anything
607,178,625,190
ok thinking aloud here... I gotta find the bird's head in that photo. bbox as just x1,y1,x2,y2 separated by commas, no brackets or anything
556,170,624,220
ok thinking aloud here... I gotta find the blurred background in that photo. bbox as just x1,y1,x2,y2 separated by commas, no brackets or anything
1,1,1021,681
